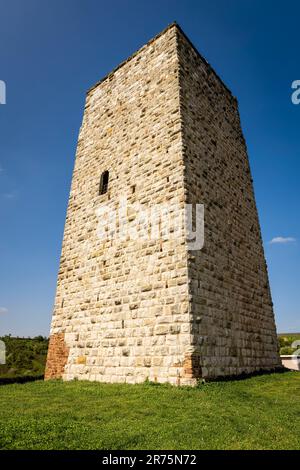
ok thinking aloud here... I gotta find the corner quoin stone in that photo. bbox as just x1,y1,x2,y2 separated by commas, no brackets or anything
45,22,281,385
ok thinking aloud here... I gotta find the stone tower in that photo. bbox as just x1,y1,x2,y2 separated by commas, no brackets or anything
45,23,281,385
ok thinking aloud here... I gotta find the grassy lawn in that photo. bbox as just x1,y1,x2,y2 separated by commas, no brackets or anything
0,372,299,450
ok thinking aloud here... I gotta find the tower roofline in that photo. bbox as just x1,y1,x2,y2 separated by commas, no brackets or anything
87,22,236,101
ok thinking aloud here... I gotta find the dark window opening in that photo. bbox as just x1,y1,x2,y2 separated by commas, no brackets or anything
99,170,109,195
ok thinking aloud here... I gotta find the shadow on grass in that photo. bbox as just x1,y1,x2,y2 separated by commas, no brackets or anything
0,375,44,386
199,366,292,385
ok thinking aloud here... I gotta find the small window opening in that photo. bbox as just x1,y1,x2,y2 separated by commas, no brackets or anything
99,170,109,195
132,185,136,194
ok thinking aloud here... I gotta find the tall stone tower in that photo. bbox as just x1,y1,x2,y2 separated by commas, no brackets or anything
45,23,281,385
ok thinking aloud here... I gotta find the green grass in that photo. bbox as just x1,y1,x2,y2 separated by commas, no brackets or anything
0,372,299,450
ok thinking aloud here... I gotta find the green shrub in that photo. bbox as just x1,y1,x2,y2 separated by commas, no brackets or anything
278,334,300,355
280,346,295,355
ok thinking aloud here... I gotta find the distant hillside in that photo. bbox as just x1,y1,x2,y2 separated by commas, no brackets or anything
0,336,48,379
278,333,300,336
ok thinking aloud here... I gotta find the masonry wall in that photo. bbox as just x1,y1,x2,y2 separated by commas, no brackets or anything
45,25,195,385
177,29,281,378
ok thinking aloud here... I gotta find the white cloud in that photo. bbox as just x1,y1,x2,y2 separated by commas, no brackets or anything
2,191,17,200
269,237,296,244
0,307,8,314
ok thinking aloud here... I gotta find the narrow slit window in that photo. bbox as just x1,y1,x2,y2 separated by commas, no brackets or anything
99,170,109,195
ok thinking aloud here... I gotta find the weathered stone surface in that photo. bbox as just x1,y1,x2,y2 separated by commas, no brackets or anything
176,28,281,379
45,333,69,380
45,23,281,385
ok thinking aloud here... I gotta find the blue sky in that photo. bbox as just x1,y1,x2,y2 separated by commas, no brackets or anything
0,0,299,336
